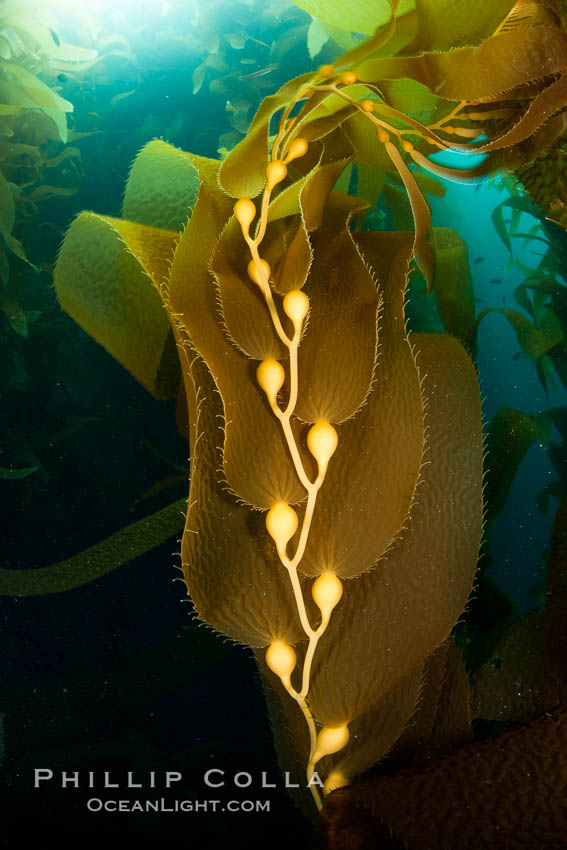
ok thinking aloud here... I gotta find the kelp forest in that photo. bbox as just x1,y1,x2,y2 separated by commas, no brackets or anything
1,1,567,847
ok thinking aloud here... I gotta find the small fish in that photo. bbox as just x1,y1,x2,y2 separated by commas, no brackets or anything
88,111,102,119
57,73,67,83
489,278,502,284
50,29,60,46
475,296,485,303
240,58,256,65
238,64,277,81
248,35,271,49
474,257,484,265
513,351,521,360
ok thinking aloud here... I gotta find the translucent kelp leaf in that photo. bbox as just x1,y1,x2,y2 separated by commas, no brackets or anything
413,171,445,197
326,25,359,52
0,499,186,597
410,0,516,51
260,650,424,791
3,16,98,64
219,72,314,198
54,213,180,398
308,333,483,731
380,78,440,123
330,2,418,68
326,663,424,783
225,29,247,49
168,160,305,507
293,0,414,36
471,609,544,723
300,84,368,128
212,216,288,360
395,639,472,762
217,136,356,360
385,140,434,285
343,111,397,173
473,112,567,186
299,231,423,577
10,109,62,145
180,354,305,647
0,245,9,285
307,18,330,59
431,227,476,354
266,139,354,296
0,104,23,116
296,131,357,231
0,464,38,480
122,139,201,232
478,307,564,362
293,200,379,423
272,220,312,295
24,183,79,204
266,139,325,223
475,73,567,154
0,168,15,242
0,63,72,141
483,406,550,526
0,284,28,337
192,61,207,95
357,27,567,101
299,104,359,145
0,140,40,162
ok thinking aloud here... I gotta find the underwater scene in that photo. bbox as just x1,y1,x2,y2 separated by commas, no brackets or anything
1,0,567,846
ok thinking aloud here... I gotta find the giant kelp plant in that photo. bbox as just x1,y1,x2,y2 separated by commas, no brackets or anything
5,0,567,843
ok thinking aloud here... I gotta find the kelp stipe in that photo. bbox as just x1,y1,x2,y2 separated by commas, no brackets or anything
49,0,567,822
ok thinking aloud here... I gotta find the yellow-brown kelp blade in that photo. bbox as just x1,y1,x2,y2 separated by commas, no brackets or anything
267,131,355,231
306,332,482,772
293,0,405,37
410,0,516,51
122,138,201,231
325,662,425,784
299,232,424,577
259,649,425,791
179,352,305,646
54,213,180,398
476,305,564,363
430,227,477,354
212,215,289,361
293,198,379,424
219,72,314,199
391,639,472,762
271,218,312,295
357,27,567,101
168,155,305,508
471,609,545,723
